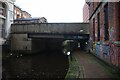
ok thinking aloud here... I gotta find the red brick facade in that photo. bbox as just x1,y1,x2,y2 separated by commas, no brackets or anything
14,5,31,19
83,3,89,22
87,2,120,69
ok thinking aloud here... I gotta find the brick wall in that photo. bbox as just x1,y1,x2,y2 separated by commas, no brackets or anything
83,3,89,22
14,5,31,19
88,2,120,69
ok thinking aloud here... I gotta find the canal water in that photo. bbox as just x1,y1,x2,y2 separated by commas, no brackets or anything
2,51,69,79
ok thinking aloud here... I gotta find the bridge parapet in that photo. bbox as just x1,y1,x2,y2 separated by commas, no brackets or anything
11,23,90,34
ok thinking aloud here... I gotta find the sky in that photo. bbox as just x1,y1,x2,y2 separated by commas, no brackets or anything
15,0,85,23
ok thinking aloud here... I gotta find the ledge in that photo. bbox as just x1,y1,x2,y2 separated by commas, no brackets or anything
65,55,81,79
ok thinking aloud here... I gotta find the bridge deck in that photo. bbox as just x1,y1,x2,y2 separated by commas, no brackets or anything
11,23,89,34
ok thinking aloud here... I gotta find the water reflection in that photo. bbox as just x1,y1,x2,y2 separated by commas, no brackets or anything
2,52,69,79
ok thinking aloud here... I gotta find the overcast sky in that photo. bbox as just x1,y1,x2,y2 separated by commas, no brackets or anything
15,0,85,23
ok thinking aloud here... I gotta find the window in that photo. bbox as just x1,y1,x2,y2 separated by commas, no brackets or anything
0,19,5,38
93,18,95,41
104,4,109,41
97,13,100,41
0,3,6,17
17,14,20,18
0,3,6,38
119,1,120,40
0,8,3,15
0,19,2,37
0,3,4,16
119,2,120,23
2,19,5,38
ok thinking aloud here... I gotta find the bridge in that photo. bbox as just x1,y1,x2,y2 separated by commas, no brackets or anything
10,23,89,53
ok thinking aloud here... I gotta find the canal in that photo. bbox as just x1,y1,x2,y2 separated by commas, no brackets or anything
2,51,69,79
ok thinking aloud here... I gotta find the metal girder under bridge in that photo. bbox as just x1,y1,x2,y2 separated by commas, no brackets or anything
28,33,89,40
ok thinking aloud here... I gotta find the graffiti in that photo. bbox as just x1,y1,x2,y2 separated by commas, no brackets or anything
109,26,115,40
96,44,100,56
103,45,110,55
103,45,110,63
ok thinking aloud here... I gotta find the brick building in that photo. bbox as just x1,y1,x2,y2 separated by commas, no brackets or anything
86,1,120,69
14,5,31,19
14,17,48,24
22,11,31,18
83,3,89,22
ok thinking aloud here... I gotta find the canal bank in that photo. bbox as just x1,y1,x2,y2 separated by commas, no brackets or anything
65,55,81,79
